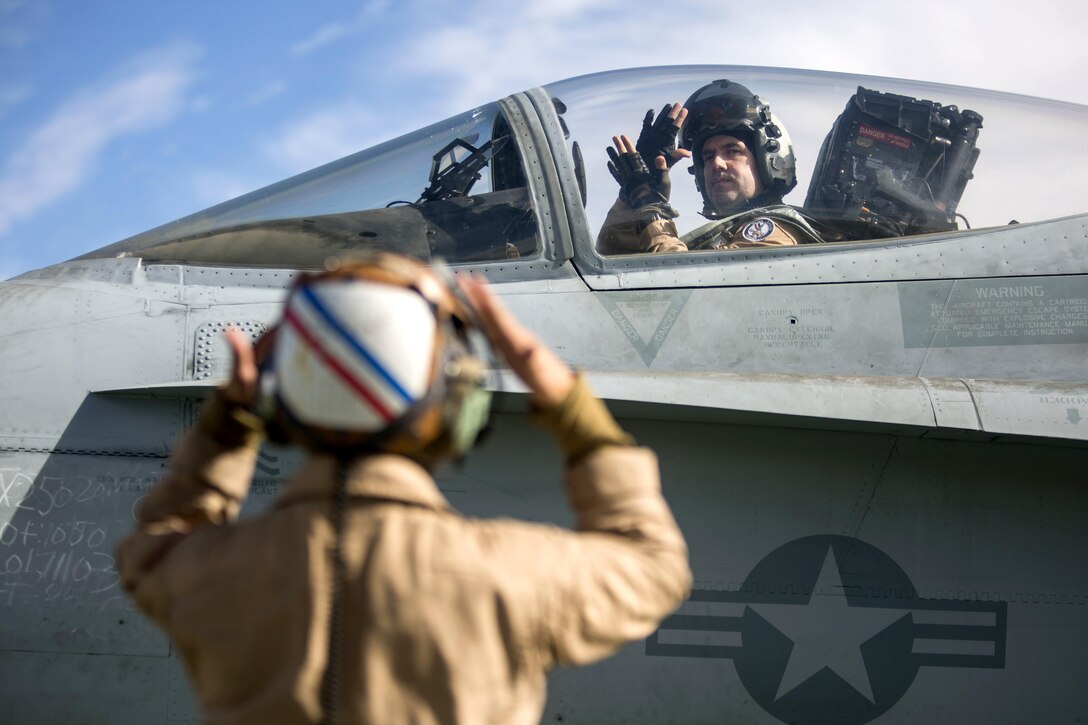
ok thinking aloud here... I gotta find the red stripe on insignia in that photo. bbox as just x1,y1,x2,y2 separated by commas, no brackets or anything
283,306,395,423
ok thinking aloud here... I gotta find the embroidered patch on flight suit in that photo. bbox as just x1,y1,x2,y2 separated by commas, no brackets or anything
741,217,776,242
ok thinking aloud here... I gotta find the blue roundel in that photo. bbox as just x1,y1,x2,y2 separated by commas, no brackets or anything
734,535,918,725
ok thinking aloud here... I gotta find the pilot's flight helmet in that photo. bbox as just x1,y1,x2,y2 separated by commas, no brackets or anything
264,253,491,463
680,80,797,213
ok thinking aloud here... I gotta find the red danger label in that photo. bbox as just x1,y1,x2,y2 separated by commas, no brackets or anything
858,123,912,149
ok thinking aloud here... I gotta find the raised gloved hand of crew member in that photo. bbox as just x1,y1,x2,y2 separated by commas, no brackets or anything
606,134,676,210
635,102,691,170
458,274,575,409
221,328,259,408
221,326,278,410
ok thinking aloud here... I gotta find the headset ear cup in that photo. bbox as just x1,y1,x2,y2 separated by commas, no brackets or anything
443,351,491,456
384,324,491,466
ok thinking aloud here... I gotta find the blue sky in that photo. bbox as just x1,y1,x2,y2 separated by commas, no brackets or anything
2,0,1086,279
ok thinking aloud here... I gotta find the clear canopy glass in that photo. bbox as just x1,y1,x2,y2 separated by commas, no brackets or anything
546,66,1088,250
85,66,1088,268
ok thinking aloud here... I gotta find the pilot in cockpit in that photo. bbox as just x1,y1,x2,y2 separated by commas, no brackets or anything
597,80,823,255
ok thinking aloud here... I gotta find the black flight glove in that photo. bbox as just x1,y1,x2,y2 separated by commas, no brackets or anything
636,105,684,169
606,145,674,211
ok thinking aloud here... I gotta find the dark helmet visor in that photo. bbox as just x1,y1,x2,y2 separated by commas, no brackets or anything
681,80,764,150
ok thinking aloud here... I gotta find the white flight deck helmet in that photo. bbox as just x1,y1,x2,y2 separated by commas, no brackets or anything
263,253,491,463
680,79,798,217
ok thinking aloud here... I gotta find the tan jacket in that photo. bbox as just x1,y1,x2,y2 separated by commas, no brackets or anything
596,199,818,255
117,377,690,724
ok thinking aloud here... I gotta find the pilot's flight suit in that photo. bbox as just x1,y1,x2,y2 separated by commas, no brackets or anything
597,200,823,255
117,375,691,725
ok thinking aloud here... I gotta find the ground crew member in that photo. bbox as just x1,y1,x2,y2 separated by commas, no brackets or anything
117,253,691,724
597,80,823,255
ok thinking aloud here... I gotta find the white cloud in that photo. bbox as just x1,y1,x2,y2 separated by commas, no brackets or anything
721,1,1088,105
0,41,201,236
289,1,391,57
522,0,615,20
396,0,1088,110
246,79,287,106
290,22,351,57
395,0,721,109
262,102,375,174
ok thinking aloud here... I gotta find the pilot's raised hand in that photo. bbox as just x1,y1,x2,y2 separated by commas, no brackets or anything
606,134,676,211
635,103,691,170
458,274,574,409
